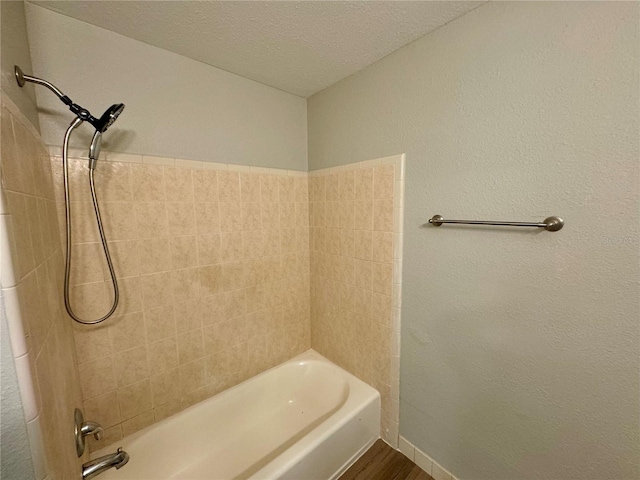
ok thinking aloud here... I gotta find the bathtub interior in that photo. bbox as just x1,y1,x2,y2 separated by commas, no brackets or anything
93,350,380,480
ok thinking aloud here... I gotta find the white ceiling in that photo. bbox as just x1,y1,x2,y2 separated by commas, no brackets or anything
29,1,483,97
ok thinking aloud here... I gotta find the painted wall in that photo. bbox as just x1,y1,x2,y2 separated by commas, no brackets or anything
308,3,639,480
1,0,39,129
25,3,308,171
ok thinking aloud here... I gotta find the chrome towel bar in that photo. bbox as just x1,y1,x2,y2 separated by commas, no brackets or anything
429,215,564,232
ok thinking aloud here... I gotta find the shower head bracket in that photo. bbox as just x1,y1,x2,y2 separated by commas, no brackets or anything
15,65,26,87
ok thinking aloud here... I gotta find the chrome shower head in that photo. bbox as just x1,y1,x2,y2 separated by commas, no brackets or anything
92,103,125,133
88,104,125,168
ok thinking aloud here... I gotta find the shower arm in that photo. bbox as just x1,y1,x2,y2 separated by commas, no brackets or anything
14,65,99,125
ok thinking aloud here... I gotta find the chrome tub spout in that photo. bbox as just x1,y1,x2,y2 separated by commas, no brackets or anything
82,447,129,479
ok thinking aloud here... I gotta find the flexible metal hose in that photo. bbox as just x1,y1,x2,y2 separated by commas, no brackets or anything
62,118,119,324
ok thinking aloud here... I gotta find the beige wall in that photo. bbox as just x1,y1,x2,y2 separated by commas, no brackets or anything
309,156,403,447
1,95,85,479
308,2,639,479
25,3,308,171
54,151,311,450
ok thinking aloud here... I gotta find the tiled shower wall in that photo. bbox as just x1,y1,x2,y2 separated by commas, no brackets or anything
309,155,404,446
50,150,311,450
1,93,85,478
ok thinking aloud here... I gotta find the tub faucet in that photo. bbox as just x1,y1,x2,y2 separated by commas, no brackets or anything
82,447,129,480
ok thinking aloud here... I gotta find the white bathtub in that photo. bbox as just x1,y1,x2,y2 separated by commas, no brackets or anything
92,350,380,479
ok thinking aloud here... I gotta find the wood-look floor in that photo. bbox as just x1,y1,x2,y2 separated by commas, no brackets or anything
339,439,434,480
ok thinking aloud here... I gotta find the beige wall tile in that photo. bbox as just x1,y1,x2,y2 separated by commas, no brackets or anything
219,202,242,232
260,175,279,202
339,171,355,201
137,237,171,275
261,202,280,228
108,240,140,278
109,311,146,353
84,391,121,428
175,298,203,333
118,379,152,420
140,272,174,308
166,202,196,236
261,229,279,257
355,168,374,200
112,276,143,316
104,201,139,240
220,231,244,263
223,289,246,320
5,192,36,277
243,230,265,259
279,176,295,203
294,177,308,203
372,231,393,264
144,305,176,344
222,262,246,292
179,359,206,395
218,171,240,203
113,346,150,387
193,170,218,202
150,367,180,407
372,262,393,295
147,337,179,376
98,162,132,202
78,356,117,400
164,166,193,202
131,164,165,202
121,411,154,437
374,164,395,199
196,233,221,266
354,230,373,261
194,202,221,234
242,202,262,230
171,268,200,300
240,173,260,203
177,329,204,364
198,264,223,296
69,282,108,321
135,202,168,238
170,235,198,270
73,322,112,364
326,174,340,201
374,199,394,232
153,399,181,422
69,200,100,243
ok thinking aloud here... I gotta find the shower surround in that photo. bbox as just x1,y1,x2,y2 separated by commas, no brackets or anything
51,148,404,451
49,149,312,451
3,89,403,476
309,156,404,445
1,93,85,479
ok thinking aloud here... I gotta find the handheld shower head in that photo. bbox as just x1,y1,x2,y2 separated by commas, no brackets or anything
88,104,125,169
93,103,125,133
89,131,102,169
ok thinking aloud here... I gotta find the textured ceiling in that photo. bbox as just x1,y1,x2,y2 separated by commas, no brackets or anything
29,1,483,97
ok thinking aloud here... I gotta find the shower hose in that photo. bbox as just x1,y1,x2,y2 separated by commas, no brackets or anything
62,117,119,324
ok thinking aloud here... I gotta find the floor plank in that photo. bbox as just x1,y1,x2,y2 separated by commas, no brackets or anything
339,439,434,480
